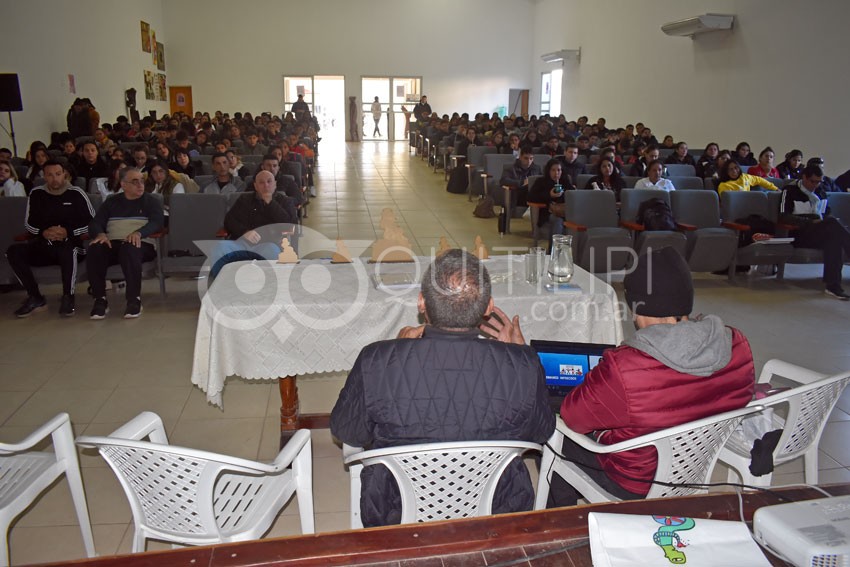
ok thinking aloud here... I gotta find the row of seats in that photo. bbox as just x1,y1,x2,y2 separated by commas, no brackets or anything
5,360,848,559
554,189,850,277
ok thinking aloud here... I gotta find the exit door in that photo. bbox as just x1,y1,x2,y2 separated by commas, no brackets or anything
169,86,193,116
361,76,422,141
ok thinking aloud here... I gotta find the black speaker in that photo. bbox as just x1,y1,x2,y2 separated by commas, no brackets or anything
0,74,22,112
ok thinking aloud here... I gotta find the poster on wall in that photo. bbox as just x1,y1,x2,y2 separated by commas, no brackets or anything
151,30,157,64
157,74,167,101
140,21,151,52
156,42,165,71
144,70,155,100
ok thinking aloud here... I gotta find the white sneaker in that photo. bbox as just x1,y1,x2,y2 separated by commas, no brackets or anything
309,186,317,198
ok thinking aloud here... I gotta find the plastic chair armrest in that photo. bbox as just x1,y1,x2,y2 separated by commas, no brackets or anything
722,221,750,231
759,359,829,386
0,413,70,454
149,229,168,238
480,173,493,179
677,222,698,231
563,221,587,232
105,411,169,444
342,443,364,460
527,202,547,209
620,220,645,231
215,228,228,238
776,223,799,232
264,429,311,472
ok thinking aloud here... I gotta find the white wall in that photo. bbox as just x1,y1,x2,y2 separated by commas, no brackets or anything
0,0,169,153
531,0,850,175
162,0,534,135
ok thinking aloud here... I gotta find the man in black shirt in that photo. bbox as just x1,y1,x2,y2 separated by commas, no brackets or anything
6,160,94,317
76,141,110,191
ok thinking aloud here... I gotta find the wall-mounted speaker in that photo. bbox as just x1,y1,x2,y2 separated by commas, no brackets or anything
0,74,23,112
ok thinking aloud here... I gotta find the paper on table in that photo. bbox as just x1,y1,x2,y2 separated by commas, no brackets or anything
588,512,771,567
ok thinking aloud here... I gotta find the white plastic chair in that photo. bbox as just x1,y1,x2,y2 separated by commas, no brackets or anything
719,360,850,487
344,440,542,529
76,412,313,552
1,413,95,566
535,406,763,509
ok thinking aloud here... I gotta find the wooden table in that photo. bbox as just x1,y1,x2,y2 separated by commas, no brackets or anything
49,484,849,567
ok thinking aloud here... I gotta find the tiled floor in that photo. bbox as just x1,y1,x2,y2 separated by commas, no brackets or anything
1,141,849,565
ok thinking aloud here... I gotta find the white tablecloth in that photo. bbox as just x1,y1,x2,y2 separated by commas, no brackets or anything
191,257,624,406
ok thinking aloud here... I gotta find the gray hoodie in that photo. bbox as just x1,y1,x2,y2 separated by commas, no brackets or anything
623,315,732,377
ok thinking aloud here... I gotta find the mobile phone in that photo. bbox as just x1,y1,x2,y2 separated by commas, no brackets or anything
554,184,564,195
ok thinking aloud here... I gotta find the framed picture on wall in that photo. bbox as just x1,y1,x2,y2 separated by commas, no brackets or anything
157,74,167,101
156,42,165,71
140,21,151,52
144,70,155,100
151,30,157,64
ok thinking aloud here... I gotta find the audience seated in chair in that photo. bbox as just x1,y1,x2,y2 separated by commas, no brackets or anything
7,160,94,318
87,167,163,320
202,153,246,194
529,158,571,235
488,248,755,507
209,170,297,276
780,164,850,300
588,157,626,201
0,159,26,197
556,143,586,183
330,250,555,527
747,147,780,179
717,160,778,195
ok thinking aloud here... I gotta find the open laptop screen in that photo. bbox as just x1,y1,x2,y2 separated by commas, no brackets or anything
530,340,616,397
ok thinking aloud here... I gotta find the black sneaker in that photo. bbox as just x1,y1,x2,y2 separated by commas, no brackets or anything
90,297,109,319
14,295,47,318
825,287,850,301
59,294,75,317
124,298,142,319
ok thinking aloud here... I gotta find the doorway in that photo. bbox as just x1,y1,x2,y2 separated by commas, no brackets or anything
169,86,193,116
361,76,422,141
283,75,346,141
507,89,529,118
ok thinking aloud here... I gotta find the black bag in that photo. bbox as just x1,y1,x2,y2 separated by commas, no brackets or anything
636,197,676,231
734,214,775,246
473,196,496,218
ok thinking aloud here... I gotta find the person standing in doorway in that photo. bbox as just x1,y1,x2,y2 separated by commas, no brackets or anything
371,96,382,137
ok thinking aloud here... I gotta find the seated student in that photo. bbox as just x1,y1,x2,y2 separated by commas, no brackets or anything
93,127,116,156
25,148,49,191
629,144,663,177
499,146,542,210
747,147,780,178
541,135,561,157
588,157,626,201
733,141,757,166
144,160,184,217
780,164,850,300
129,144,155,173
634,160,675,191
87,167,163,320
226,149,251,179
660,135,676,150
806,157,842,193
331,250,554,527
241,130,267,156
0,159,26,196
557,143,586,184
529,158,572,233
695,142,720,178
172,149,197,179
717,160,778,195
154,141,176,166
6,160,94,317
502,133,522,156
210,170,297,273
202,152,246,194
576,135,593,159
76,141,110,190
664,142,695,166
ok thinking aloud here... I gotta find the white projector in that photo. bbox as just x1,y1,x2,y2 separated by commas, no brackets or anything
753,495,850,567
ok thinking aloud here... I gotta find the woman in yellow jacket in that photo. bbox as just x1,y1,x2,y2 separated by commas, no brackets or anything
717,160,778,194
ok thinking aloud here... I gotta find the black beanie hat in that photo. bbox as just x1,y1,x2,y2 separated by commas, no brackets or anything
624,247,693,317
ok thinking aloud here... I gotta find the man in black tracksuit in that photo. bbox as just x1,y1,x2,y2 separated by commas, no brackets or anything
780,164,850,300
87,167,164,319
6,160,94,317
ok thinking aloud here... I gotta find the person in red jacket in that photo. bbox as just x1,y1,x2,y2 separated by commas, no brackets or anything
550,247,755,506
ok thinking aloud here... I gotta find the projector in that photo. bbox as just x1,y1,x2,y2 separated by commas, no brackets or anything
753,495,850,567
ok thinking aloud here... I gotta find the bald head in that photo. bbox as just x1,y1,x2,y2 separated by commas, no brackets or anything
253,170,276,202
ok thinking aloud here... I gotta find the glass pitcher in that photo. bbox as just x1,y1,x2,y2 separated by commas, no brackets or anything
547,234,574,283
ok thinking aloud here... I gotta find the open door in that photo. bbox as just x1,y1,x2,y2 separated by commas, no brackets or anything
169,86,193,116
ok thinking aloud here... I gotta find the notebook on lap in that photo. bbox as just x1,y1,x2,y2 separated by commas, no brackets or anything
530,340,616,411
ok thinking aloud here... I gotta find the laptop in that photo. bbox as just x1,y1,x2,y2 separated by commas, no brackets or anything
530,340,616,411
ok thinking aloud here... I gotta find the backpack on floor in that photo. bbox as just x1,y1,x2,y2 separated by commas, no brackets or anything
473,196,496,218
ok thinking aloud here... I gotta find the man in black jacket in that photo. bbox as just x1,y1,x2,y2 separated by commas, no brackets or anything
499,147,543,210
780,164,850,300
209,170,297,276
331,250,554,527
